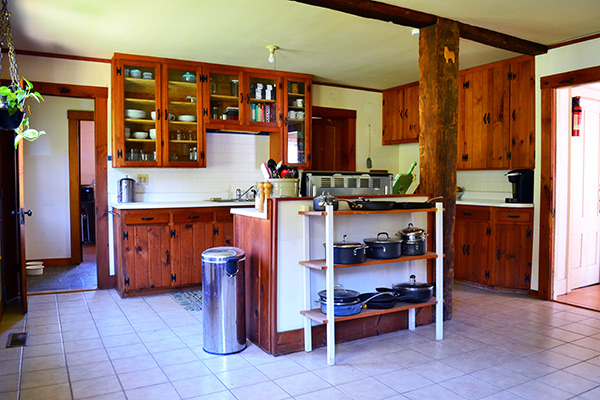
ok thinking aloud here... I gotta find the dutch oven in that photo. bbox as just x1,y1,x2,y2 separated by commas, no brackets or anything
377,274,434,303
330,235,367,264
313,191,339,211
343,197,396,211
319,291,392,316
398,223,427,256
363,232,402,259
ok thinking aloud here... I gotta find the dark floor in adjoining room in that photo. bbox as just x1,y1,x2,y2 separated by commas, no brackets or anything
27,244,97,293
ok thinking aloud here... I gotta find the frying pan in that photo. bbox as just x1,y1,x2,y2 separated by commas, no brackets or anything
342,197,396,210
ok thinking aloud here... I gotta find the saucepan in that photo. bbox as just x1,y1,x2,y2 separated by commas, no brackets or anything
319,291,394,316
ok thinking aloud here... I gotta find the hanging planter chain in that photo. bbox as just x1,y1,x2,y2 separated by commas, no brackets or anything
0,0,20,87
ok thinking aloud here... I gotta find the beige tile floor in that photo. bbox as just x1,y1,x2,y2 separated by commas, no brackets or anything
2,284,600,399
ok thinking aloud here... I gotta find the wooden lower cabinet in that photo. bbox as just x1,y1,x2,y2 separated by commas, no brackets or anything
455,205,532,290
114,206,236,297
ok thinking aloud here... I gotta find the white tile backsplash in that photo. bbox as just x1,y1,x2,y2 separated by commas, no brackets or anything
110,132,270,202
457,170,513,194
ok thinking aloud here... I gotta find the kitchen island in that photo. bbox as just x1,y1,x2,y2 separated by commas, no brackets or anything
232,195,441,357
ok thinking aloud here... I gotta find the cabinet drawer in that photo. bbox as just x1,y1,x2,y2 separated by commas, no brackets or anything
456,206,489,220
494,208,532,223
123,211,170,225
173,210,213,224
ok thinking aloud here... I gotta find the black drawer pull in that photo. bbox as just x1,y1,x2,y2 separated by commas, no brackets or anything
466,244,470,256
507,215,520,218
141,217,154,221
463,212,472,216
166,250,170,265
188,215,200,220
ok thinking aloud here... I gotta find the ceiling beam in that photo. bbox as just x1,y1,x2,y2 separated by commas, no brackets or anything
290,0,548,55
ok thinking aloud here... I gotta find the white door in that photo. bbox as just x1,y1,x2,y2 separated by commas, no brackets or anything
568,89,600,290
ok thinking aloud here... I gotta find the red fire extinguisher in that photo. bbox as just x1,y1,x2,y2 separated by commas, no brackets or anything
572,96,582,137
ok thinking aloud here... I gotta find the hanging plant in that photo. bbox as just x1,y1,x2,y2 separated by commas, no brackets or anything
0,0,45,147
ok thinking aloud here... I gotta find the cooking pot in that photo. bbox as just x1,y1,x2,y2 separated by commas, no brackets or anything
318,287,360,304
398,223,427,255
358,292,396,309
313,191,339,211
377,275,434,303
363,232,402,259
320,292,391,316
330,235,367,264
343,197,396,211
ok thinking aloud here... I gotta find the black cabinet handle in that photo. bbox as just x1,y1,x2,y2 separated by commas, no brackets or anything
487,113,491,124
399,109,403,119
165,109,168,121
239,93,243,103
405,109,408,118
157,109,161,120
466,244,470,256
512,110,516,121
497,249,501,261
463,212,472,216
462,244,466,255
246,93,250,104
141,217,154,221
507,215,520,218
166,250,170,265
483,114,487,124
188,215,200,220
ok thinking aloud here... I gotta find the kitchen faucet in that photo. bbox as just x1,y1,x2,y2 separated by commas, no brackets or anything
236,185,257,200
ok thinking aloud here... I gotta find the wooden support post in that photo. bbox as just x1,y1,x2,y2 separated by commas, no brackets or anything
418,18,459,321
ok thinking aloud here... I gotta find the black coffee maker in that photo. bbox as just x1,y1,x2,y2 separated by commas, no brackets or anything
505,169,534,203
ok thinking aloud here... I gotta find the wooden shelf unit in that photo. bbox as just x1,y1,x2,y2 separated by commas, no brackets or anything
299,203,444,366
300,297,437,324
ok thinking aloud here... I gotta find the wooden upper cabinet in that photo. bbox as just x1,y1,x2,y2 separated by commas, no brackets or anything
382,83,419,145
280,75,312,168
508,58,535,169
457,55,534,170
112,54,206,168
204,66,244,131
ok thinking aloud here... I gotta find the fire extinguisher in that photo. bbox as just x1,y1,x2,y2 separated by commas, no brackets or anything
572,96,582,137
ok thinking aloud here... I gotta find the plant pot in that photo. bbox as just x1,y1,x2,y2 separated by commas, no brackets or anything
0,108,24,130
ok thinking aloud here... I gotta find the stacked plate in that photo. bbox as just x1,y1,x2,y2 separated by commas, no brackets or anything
26,261,44,276
125,109,146,119
178,115,197,122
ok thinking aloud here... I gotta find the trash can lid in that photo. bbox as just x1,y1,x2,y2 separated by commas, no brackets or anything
201,246,245,262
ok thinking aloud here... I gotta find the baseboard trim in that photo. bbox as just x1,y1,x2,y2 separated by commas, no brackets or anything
28,258,71,267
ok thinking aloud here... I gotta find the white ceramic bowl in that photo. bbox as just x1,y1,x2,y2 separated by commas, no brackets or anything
181,72,196,83
151,111,156,120
125,127,131,138
26,261,44,266
26,263,44,275
130,69,142,79
142,72,153,79
178,115,197,122
125,109,146,119
133,131,148,139
149,129,156,140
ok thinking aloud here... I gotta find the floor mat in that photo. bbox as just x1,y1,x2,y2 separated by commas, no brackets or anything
171,290,203,311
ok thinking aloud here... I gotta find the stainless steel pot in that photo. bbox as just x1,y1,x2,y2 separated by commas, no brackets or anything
398,223,427,255
364,232,402,259
313,191,339,211
399,223,427,241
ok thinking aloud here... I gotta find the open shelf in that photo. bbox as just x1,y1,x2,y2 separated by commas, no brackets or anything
300,297,437,324
300,251,438,270
251,98,276,103
125,98,155,105
299,208,436,216
210,94,238,101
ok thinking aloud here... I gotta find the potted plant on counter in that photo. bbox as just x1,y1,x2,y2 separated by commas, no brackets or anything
0,78,45,147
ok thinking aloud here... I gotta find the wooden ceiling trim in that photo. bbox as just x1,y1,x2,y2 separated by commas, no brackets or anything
291,0,548,55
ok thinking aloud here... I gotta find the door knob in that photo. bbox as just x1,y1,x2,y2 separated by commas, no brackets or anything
12,208,32,224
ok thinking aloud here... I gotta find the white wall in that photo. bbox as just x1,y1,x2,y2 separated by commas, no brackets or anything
24,96,94,260
532,37,600,292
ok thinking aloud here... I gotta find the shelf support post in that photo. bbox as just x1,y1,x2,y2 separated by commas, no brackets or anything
301,205,312,352
436,201,444,340
325,204,335,365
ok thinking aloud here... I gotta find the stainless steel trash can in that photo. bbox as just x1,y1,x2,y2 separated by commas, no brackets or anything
202,246,246,354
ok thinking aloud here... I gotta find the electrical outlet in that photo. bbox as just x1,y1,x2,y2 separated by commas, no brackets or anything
137,174,149,185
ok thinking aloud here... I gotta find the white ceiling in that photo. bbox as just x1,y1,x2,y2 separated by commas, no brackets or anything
10,0,600,90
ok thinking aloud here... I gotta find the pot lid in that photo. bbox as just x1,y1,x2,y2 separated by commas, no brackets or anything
201,246,245,262
318,288,360,300
392,274,433,289
364,232,402,244
334,234,363,247
400,223,426,235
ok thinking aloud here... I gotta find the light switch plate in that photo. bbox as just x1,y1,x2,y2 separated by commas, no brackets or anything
137,174,149,185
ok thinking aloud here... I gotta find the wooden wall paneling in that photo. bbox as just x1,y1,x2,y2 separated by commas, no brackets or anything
404,84,420,141
418,19,459,320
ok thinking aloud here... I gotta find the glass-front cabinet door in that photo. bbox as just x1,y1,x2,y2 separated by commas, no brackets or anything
245,72,281,131
205,67,242,129
162,64,205,167
117,60,161,167
284,77,311,168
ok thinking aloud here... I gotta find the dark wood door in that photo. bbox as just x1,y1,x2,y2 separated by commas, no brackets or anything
493,222,532,289
509,58,535,169
311,106,356,171
454,218,470,280
172,221,212,286
16,141,28,312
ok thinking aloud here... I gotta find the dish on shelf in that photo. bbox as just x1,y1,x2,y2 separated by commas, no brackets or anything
132,131,148,139
125,109,146,119
182,72,196,83
142,72,153,79
149,129,156,140
129,69,142,79
178,115,197,122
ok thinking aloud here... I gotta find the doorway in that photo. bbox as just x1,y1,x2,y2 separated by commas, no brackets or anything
311,106,356,171
538,65,600,309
